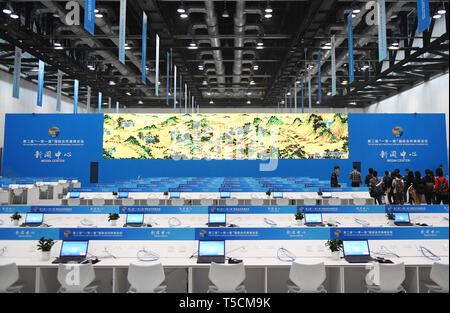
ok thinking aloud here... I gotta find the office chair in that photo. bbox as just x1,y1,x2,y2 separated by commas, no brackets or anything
127,262,167,293
425,262,449,293
121,198,135,206
276,198,289,205
57,263,99,293
365,262,406,293
0,263,24,293
68,198,81,206
91,198,106,206
287,262,327,293
200,199,214,206
207,262,247,293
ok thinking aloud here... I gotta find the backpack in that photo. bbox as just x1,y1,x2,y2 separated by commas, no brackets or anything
425,176,435,192
394,179,404,194
437,178,449,197
374,179,384,196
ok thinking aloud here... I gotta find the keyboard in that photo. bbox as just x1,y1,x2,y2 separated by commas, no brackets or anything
197,256,226,264
345,256,374,263
52,257,86,264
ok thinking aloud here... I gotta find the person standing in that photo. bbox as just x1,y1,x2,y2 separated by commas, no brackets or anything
365,168,373,187
411,171,424,204
404,171,415,204
423,169,435,205
330,166,341,188
392,173,404,205
349,165,362,187
383,171,393,204
434,167,449,204
369,171,384,205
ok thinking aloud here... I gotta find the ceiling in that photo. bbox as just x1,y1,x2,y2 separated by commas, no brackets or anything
0,0,448,110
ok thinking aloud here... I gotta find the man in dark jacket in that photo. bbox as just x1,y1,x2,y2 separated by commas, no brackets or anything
383,171,393,204
423,169,435,205
331,166,341,187
349,165,362,187
365,168,373,187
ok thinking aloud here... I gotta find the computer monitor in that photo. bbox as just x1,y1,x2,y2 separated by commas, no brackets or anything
273,192,283,198
69,192,80,198
25,213,44,224
394,212,410,223
1,184,9,189
118,192,129,198
209,213,226,224
220,192,231,198
304,213,323,224
343,240,370,257
126,213,144,224
60,241,89,257
170,192,180,198
198,240,225,257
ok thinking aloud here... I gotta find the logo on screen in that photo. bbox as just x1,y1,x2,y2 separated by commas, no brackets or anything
199,230,207,237
49,126,60,138
392,127,403,138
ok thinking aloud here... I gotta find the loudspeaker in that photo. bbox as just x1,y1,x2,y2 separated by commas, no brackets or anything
90,162,98,184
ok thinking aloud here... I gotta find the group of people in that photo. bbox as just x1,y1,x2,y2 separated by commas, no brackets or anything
331,165,449,205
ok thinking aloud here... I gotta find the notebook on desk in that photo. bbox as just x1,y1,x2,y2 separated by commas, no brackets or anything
304,213,325,226
123,213,144,227
208,213,226,227
197,240,226,264
52,240,89,264
394,212,413,226
343,240,374,263
21,213,44,227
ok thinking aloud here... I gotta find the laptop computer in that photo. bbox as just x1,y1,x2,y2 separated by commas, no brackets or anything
118,192,129,199
220,192,231,199
21,213,44,227
394,212,413,226
208,213,227,227
197,240,226,264
123,213,145,227
273,192,283,198
304,213,325,226
69,192,80,198
52,240,89,264
343,240,374,263
170,192,180,198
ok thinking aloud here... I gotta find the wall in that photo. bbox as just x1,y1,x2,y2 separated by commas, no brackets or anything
0,69,88,148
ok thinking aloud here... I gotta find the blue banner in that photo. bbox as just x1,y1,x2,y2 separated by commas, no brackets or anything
348,13,354,84
98,91,102,113
195,227,330,241
300,74,304,113
84,0,96,35
141,11,147,83
118,0,126,64
0,228,60,240
30,206,119,214
377,0,387,61
209,206,298,214
36,60,44,107
298,205,386,214
56,70,62,112
12,47,21,99
331,227,449,240
155,34,160,96
166,52,170,105
60,228,195,241
386,205,449,214
0,206,34,214
317,50,322,103
73,79,79,114
417,0,430,34
120,206,208,214
331,35,336,96
116,101,119,113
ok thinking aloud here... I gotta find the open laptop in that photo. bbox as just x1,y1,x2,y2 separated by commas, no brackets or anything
69,192,80,198
118,192,129,199
170,192,180,198
123,213,144,227
197,240,226,264
22,213,44,227
208,213,227,227
52,240,89,264
273,192,283,198
220,192,231,199
304,213,325,226
343,240,374,263
394,212,413,226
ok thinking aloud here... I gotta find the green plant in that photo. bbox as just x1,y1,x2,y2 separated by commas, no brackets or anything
108,213,120,221
295,212,304,220
10,212,22,221
112,191,118,196
266,190,271,196
163,191,169,196
317,191,323,196
386,213,395,220
325,239,343,252
37,237,56,252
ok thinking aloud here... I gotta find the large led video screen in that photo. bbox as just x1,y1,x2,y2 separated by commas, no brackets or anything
102,113,349,160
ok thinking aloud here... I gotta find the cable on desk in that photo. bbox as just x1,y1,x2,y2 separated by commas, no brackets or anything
137,248,160,262
0,219,3,226
80,218,95,227
419,246,441,261
277,248,296,262
373,245,400,258
189,250,198,259
168,217,182,227
354,218,370,227
102,247,117,259
0,246,6,256
264,218,277,226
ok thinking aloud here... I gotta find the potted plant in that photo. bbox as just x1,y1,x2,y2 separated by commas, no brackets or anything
325,238,343,261
163,191,169,198
317,191,323,196
112,191,118,196
386,213,395,226
37,237,56,261
10,212,22,226
266,190,271,198
294,212,304,226
108,213,120,226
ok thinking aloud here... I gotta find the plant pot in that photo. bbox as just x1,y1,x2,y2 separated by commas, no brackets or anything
12,219,19,226
41,251,51,261
331,251,341,261
388,220,395,226
110,220,117,226
296,219,304,226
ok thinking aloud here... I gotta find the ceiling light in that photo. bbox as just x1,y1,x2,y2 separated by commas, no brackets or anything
342,80,348,85
253,65,259,70
95,13,103,18
264,13,272,19
180,13,188,19
388,45,399,50
10,13,19,19
246,92,252,96
222,9,230,18
207,92,211,96
352,13,356,18
126,92,131,96
265,3,273,13
286,92,291,96
327,91,332,96
349,101,357,105
391,14,398,19
202,80,208,85
53,42,61,47
109,81,116,86
250,80,256,85
198,65,204,71
209,100,214,104
246,100,251,104
353,9,361,14
256,40,264,46
177,4,186,14
3,9,12,14
138,100,143,104
433,14,442,19
94,9,99,13
438,8,446,15
392,42,399,46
